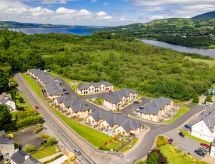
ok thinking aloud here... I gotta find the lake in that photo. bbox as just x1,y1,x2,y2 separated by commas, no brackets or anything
10,27,98,36
142,39,215,57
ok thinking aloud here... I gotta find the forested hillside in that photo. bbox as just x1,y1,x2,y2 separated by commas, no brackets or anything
107,18,215,48
1,30,215,100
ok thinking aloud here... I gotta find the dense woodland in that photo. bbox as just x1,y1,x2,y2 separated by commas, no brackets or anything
108,18,215,48
0,30,215,101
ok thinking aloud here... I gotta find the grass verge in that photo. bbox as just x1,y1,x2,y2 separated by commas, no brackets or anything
165,106,190,124
22,73,112,147
160,144,207,164
180,130,210,144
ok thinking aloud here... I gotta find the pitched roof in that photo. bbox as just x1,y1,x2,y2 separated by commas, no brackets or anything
120,119,142,132
202,110,215,132
11,151,41,164
78,81,112,90
103,89,137,104
137,97,172,115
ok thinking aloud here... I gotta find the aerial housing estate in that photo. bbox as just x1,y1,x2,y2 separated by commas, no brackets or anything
27,69,143,137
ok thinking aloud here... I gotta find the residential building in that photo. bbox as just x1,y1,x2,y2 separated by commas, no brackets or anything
191,110,215,142
103,89,138,110
77,81,113,95
135,97,176,122
11,151,41,164
0,93,16,112
210,140,215,157
0,131,15,160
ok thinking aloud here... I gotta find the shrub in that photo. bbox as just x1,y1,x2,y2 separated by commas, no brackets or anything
45,137,57,147
192,94,199,103
39,134,50,140
147,149,167,164
23,144,36,153
205,95,212,103
16,115,43,128
7,133,14,139
34,124,43,133
156,136,167,148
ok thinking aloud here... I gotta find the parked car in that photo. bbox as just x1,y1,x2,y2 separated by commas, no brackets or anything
195,147,206,157
34,105,39,109
74,149,81,155
200,143,210,149
184,124,192,129
168,138,173,144
178,132,185,137
133,101,139,104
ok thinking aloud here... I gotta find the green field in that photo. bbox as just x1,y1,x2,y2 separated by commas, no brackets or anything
186,57,215,68
160,144,206,164
32,145,58,159
22,73,112,147
21,73,44,99
165,106,190,124
180,130,210,144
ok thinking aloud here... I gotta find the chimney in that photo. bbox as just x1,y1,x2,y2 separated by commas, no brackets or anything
25,155,30,160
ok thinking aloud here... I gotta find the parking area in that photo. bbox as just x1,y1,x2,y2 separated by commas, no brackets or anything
164,129,204,159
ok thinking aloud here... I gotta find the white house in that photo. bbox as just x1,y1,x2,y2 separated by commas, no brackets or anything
0,93,16,112
191,110,215,142
210,141,215,157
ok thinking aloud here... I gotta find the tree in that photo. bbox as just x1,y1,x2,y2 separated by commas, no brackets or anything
0,105,12,127
0,69,9,94
192,94,199,104
205,95,213,103
147,149,167,164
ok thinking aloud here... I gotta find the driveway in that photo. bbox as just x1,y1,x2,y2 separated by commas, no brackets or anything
164,129,203,159
14,126,44,149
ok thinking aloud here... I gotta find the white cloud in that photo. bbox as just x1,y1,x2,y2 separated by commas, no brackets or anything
0,0,113,25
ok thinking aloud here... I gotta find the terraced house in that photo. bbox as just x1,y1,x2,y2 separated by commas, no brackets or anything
86,110,142,136
77,81,113,95
103,89,138,110
135,97,177,122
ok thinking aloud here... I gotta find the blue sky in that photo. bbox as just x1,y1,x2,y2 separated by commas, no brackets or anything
0,0,215,26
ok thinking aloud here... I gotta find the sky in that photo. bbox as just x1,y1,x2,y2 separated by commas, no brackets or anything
0,0,215,26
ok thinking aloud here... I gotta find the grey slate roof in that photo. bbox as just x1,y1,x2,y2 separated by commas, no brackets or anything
137,97,172,115
11,151,41,164
0,93,13,104
28,69,69,96
120,119,142,132
78,81,112,90
202,110,215,132
103,88,137,104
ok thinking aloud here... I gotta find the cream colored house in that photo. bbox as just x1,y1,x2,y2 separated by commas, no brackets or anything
103,89,138,110
77,81,113,95
114,119,142,136
135,97,175,122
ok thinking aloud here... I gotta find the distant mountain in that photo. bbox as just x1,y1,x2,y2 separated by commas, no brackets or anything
193,11,215,20
0,21,103,29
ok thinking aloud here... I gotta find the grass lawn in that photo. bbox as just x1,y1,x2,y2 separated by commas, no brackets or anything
52,107,112,147
32,145,58,159
21,73,44,99
160,144,206,164
165,106,190,124
22,72,113,147
120,138,138,153
180,130,210,144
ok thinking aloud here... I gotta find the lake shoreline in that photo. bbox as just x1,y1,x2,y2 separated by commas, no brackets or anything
141,39,215,58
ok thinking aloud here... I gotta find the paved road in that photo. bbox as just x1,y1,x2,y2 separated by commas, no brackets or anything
124,105,205,161
15,73,206,163
15,74,127,164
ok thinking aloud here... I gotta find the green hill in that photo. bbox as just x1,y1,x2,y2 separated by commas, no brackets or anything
107,18,215,48
193,11,215,20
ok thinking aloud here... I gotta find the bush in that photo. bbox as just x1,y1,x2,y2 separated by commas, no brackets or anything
192,94,199,103
34,124,43,133
16,115,43,128
205,95,212,103
7,133,14,139
147,149,167,164
156,136,167,148
45,137,57,147
39,134,50,140
23,144,36,153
